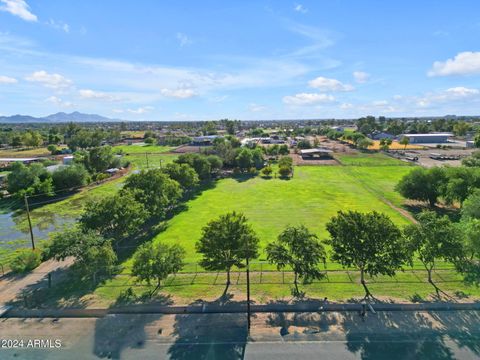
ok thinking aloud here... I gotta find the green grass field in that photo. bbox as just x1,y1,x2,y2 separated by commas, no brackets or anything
14,151,478,305
146,166,411,265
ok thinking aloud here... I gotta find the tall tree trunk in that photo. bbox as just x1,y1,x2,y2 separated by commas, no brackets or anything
293,272,299,296
222,268,231,296
360,268,373,299
150,279,161,297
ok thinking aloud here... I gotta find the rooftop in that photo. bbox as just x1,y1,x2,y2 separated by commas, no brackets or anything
300,148,333,154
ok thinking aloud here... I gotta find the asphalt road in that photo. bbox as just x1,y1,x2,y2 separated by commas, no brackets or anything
0,311,479,359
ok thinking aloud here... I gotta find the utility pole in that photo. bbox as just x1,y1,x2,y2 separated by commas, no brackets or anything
24,195,35,250
246,240,251,332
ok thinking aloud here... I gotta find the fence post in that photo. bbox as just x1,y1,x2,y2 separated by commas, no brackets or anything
48,273,52,288
260,263,263,284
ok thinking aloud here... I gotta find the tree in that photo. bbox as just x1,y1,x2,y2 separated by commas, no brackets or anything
326,210,408,299
123,168,182,217
266,225,326,296
278,144,290,156
403,211,464,298
80,191,148,240
399,136,410,150
206,155,223,174
379,138,392,151
47,144,58,155
176,153,213,181
195,212,259,294
47,228,117,277
236,148,253,172
22,131,43,147
475,132,480,148
251,147,265,169
52,164,90,190
6,162,53,196
162,163,199,190
440,167,480,205
356,137,373,150
395,167,446,207
81,146,118,173
463,150,480,167
132,242,185,296
462,190,480,219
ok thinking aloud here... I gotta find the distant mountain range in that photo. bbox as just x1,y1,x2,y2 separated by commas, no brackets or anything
0,111,122,123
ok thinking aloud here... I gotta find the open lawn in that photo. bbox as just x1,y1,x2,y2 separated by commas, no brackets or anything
0,146,62,158
113,143,173,154
144,166,411,265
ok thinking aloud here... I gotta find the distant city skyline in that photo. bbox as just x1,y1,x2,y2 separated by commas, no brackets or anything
1,0,480,121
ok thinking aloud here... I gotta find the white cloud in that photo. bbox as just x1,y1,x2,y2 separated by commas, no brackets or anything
428,52,480,76
0,0,37,22
248,103,267,112
25,70,72,89
0,75,17,84
176,32,192,47
160,88,196,99
445,86,479,96
293,3,308,13
128,106,154,114
283,92,335,105
340,103,353,109
308,76,354,92
45,96,74,108
353,71,370,83
112,106,154,115
46,19,70,33
78,89,122,101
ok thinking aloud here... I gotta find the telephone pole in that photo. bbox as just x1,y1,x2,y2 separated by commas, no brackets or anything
245,236,251,333
24,195,35,250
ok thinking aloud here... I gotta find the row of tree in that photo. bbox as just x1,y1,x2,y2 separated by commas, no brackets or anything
5,146,124,197
44,157,216,277
127,208,479,299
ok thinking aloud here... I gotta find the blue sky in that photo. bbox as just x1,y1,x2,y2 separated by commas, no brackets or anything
1,0,480,121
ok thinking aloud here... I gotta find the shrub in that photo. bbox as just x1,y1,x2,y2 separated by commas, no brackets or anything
10,249,42,273
261,166,273,177
52,164,90,190
278,165,291,178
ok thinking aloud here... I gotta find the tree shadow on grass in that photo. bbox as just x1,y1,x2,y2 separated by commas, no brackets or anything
403,203,461,222
167,295,249,360
232,173,257,183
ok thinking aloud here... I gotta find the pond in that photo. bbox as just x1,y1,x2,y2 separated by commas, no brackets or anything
0,211,75,263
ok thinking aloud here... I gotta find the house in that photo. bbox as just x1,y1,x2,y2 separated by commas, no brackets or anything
370,132,395,140
401,133,453,144
300,148,333,159
105,168,120,175
62,155,74,165
191,135,221,146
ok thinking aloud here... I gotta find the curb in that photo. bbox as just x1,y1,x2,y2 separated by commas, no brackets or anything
3,302,480,318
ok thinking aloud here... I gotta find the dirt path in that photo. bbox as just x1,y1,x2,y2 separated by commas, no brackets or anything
0,258,74,305
341,166,417,223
